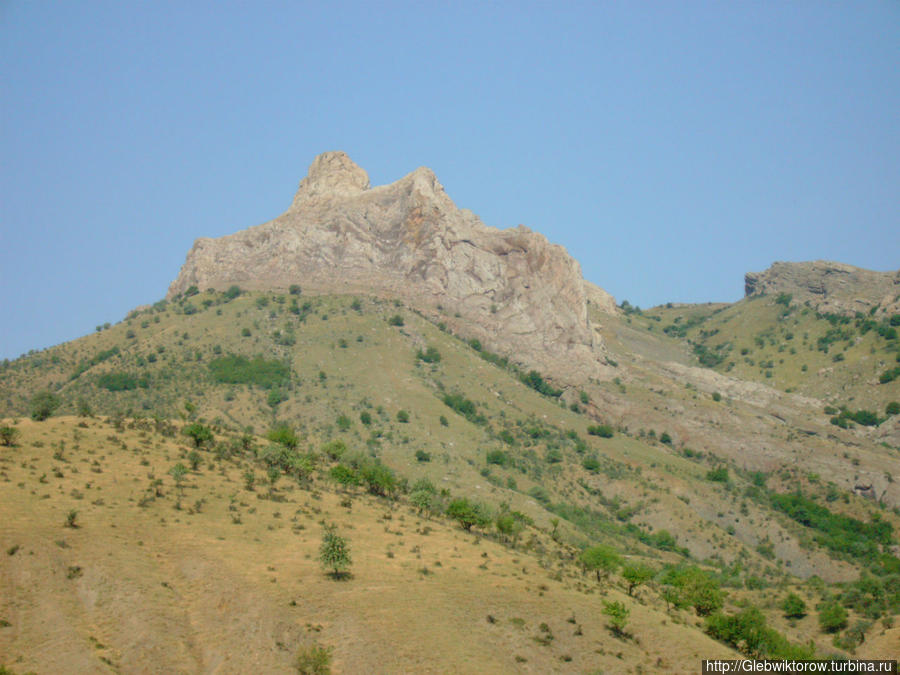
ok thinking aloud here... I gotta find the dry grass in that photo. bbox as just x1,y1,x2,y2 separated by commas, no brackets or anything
1,416,741,673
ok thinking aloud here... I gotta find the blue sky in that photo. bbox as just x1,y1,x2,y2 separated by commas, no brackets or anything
1,1,897,360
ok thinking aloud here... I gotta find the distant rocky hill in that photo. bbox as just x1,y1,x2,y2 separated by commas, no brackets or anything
745,260,900,316
168,151,615,381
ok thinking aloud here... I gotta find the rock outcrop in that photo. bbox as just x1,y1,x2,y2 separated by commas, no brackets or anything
168,151,615,381
745,261,900,316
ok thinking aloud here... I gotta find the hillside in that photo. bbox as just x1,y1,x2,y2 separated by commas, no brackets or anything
3,414,756,674
2,287,900,671
2,154,899,671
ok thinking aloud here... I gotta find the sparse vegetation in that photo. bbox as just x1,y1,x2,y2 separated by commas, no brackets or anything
30,391,60,421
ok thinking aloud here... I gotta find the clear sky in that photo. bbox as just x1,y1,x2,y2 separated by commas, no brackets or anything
1,1,898,360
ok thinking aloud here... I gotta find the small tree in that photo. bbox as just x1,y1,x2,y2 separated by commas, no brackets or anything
0,426,20,447
818,601,847,633
319,523,351,578
170,463,188,488
30,391,61,421
496,511,528,547
187,450,203,471
267,423,299,450
622,562,655,596
446,498,491,531
322,439,346,460
579,544,621,584
183,423,213,448
602,600,630,636
780,592,807,619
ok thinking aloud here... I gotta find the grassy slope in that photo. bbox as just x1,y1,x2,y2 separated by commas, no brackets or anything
2,289,899,669
1,417,740,674
629,296,900,412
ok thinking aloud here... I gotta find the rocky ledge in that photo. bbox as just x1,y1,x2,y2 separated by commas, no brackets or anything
745,261,900,316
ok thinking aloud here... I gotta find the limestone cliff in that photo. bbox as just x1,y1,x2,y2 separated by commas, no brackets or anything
168,151,615,381
745,261,900,316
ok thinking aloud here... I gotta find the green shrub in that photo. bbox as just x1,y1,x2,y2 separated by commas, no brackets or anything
582,455,600,472
183,423,213,448
0,426,20,447
659,432,672,445
495,512,527,544
30,391,60,421
387,314,404,326
442,393,485,425
319,523,350,578
329,464,359,487
322,440,346,460
579,545,621,583
622,563,654,596
486,449,509,466
886,401,900,416
223,285,242,300
209,354,290,389
267,389,287,408
415,450,431,462
396,410,409,424
359,460,396,497
775,293,793,307
446,498,491,531
295,642,332,675
780,592,807,619
336,414,352,430
706,467,729,483
818,601,847,633
416,346,441,363
848,409,880,426
267,424,299,450
661,565,723,616
587,424,613,438
602,600,629,636
527,485,550,504
520,370,562,398
769,492,894,569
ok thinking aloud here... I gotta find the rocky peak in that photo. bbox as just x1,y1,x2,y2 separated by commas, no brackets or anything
745,260,900,315
168,153,616,382
289,151,370,209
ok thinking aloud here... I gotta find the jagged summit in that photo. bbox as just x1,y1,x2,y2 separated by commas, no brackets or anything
167,152,615,381
745,260,900,316
289,151,370,209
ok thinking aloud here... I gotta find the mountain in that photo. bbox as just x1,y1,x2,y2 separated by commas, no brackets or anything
168,151,610,382
2,154,899,671
745,261,900,316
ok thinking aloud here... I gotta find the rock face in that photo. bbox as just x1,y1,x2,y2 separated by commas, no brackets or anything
745,261,900,316
168,151,615,381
